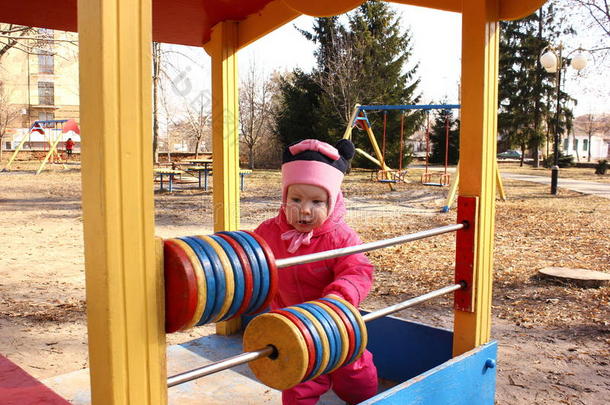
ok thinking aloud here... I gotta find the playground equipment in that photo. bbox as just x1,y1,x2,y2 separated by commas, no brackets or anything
344,104,460,187
421,113,454,186
441,162,507,213
161,213,480,397
3,119,80,174
0,0,548,404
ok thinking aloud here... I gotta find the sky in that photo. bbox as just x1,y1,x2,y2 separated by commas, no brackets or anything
164,3,608,118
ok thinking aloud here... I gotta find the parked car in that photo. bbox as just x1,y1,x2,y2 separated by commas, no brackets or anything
497,149,522,159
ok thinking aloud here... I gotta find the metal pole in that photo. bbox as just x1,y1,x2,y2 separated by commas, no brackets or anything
551,46,562,195
167,283,464,387
167,346,275,387
362,283,464,322
276,223,466,269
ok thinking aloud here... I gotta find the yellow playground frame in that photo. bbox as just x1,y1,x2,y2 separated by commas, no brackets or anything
0,1,547,404
3,120,69,174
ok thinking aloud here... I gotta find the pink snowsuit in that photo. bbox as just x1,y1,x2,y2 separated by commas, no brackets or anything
254,192,378,405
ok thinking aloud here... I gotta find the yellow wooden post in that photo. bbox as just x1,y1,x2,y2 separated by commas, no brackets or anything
36,133,63,174
342,104,360,140
78,0,167,403
207,21,242,335
3,132,30,171
453,0,499,356
495,162,506,200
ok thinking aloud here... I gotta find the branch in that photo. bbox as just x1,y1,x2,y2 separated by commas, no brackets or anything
0,35,78,45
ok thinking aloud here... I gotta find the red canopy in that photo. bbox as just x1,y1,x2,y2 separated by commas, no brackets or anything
62,119,81,135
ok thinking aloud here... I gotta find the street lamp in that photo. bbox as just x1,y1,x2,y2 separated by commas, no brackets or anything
539,45,587,195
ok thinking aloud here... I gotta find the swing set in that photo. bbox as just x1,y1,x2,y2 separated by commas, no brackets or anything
421,109,458,187
3,119,80,174
343,103,460,188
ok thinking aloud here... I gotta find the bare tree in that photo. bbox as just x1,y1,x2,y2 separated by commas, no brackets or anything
0,25,37,61
0,24,78,61
152,42,162,163
239,62,275,169
313,30,365,126
567,0,610,39
170,93,210,158
574,112,599,162
0,83,20,159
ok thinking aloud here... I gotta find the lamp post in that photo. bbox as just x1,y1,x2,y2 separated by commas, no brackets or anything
539,45,587,195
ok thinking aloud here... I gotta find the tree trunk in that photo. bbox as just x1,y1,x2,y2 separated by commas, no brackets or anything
249,145,255,170
520,144,525,167
194,138,200,159
152,42,161,164
588,133,592,162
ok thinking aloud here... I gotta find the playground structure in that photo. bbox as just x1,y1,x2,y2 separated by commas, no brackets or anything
344,103,506,212
420,110,457,187
0,0,548,404
343,104,460,186
3,119,80,174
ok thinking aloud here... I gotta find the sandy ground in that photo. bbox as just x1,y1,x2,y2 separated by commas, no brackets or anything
0,160,608,404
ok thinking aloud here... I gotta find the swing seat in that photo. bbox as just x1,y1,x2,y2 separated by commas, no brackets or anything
377,170,400,184
422,182,444,187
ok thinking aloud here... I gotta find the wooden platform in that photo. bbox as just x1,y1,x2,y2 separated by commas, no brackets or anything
41,315,498,404
42,333,344,405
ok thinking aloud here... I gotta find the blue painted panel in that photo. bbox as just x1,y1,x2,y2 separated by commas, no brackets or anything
361,342,498,405
365,313,453,382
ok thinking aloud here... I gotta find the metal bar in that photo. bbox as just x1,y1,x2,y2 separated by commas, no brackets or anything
362,283,464,322
167,346,275,387
276,223,466,269
359,104,460,111
167,283,464,387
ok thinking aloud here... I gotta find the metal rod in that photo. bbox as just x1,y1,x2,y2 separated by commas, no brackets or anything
167,346,275,387
276,223,465,269
362,283,464,322
167,283,464,387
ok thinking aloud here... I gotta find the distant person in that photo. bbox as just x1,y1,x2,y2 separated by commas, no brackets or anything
65,138,74,159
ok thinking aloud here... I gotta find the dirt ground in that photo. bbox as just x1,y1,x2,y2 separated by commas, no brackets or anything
0,159,608,404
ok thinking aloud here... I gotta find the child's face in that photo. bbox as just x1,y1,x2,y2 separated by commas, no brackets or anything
285,184,329,233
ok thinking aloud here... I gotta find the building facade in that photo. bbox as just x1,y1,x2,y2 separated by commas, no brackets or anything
0,26,80,152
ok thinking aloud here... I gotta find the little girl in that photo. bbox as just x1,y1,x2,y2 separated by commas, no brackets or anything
254,139,378,405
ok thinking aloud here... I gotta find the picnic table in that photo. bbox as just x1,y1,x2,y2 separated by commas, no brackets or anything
182,159,213,190
157,161,252,191
154,168,184,192
239,169,252,191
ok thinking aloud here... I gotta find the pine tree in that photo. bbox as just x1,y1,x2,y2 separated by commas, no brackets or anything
429,109,459,165
498,1,575,166
275,1,422,168
274,69,330,146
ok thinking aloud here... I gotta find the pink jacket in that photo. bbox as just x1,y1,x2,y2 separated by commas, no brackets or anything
254,193,374,309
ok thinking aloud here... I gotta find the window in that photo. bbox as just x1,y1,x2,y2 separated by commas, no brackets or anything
38,81,54,105
38,28,54,40
563,138,569,150
39,111,55,122
39,111,55,128
583,139,589,151
573,138,579,151
38,52,54,74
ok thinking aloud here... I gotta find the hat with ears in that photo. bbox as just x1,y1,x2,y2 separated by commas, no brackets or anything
281,138,355,215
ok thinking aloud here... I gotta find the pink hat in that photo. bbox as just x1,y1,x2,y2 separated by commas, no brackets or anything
281,139,355,215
